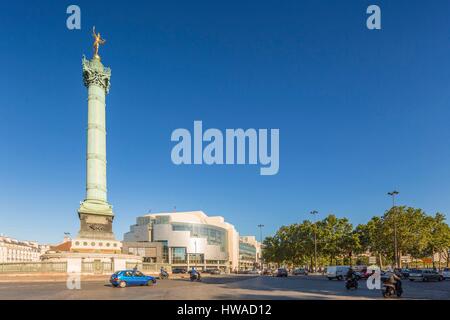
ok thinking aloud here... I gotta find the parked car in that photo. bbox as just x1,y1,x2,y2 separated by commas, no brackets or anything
238,270,250,274
110,270,156,288
205,268,222,275
409,269,444,282
353,265,367,273
292,268,308,276
394,268,410,279
262,269,273,276
172,268,187,274
247,269,262,275
440,268,450,280
274,268,288,277
326,266,351,280
360,269,379,280
380,271,390,282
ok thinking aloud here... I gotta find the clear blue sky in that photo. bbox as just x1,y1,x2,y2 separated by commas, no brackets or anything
1,0,450,244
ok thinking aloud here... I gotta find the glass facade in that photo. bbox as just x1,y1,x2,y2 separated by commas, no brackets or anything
153,216,170,225
189,253,204,265
239,242,257,262
172,247,186,264
206,260,227,265
160,241,169,263
171,223,228,252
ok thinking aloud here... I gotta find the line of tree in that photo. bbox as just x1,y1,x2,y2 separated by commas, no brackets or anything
262,206,450,269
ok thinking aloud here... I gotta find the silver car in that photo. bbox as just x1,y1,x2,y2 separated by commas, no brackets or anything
409,269,444,282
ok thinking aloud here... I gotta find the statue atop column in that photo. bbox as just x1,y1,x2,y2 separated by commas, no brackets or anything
92,26,106,60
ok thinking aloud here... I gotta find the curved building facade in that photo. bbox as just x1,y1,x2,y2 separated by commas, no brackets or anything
124,211,240,271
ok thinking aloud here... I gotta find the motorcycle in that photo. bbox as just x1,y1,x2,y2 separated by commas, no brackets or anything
159,270,169,280
382,280,403,298
345,277,358,290
190,272,201,282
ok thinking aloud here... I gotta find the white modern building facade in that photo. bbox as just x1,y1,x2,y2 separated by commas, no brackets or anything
239,236,262,270
0,236,49,263
124,211,242,271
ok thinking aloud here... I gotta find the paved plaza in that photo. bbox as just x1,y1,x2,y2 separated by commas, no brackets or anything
0,275,449,300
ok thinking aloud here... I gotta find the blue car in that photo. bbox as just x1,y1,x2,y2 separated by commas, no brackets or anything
110,270,157,288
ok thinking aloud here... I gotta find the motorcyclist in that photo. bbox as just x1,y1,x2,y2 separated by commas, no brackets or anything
384,270,402,295
160,266,168,278
387,271,401,285
190,267,201,280
345,267,358,289
346,267,357,280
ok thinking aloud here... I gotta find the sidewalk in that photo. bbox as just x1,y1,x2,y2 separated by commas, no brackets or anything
0,274,109,283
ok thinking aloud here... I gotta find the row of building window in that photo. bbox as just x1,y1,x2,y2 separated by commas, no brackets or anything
0,248,41,263
74,241,118,247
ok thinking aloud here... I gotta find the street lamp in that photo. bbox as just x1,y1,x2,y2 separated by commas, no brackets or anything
194,240,197,269
257,224,265,244
257,224,265,269
310,210,319,273
387,190,399,268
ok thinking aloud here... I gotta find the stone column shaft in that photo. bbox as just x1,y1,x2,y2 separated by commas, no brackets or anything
86,84,108,202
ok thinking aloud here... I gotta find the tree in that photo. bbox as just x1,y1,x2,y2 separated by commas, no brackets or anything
264,208,450,270
425,213,450,267
319,215,357,266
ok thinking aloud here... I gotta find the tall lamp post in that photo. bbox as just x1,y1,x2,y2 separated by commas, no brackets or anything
257,224,265,269
194,240,197,269
257,224,264,244
387,191,400,268
310,210,319,273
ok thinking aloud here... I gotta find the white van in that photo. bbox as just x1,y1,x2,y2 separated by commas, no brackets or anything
326,266,350,280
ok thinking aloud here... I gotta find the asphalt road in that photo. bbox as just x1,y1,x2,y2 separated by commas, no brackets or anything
0,275,449,300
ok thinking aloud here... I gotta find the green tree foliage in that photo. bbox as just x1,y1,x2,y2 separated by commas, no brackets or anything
263,209,450,268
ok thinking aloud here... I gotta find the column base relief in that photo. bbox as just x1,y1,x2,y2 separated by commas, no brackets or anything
77,200,116,240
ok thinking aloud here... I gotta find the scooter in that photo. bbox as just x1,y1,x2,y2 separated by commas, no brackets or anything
190,272,202,282
159,270,169,280
382,280,403,298
345,277,358,290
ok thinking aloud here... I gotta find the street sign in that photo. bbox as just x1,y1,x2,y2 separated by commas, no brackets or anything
369,256,377,264
422,258,433,264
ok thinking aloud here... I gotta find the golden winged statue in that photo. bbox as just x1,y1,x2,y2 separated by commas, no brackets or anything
92,26,106,59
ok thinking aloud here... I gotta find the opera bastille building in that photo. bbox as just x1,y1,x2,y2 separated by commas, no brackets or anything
123,211,261,272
